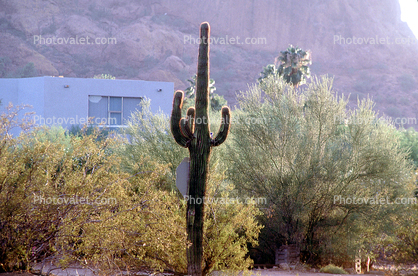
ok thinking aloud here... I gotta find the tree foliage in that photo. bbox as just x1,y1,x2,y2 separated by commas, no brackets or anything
93,74,116,79
226,75,412,265
398,127,418,168
277,45,311,86
122,99,262,274
0,101,261,275
259,45,311,87
0,105,127,271
184,74,227,112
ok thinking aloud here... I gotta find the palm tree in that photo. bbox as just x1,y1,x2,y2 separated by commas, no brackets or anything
276,45,311,87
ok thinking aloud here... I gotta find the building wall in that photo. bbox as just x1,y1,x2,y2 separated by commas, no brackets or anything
18,77,45,115
0,76,174,131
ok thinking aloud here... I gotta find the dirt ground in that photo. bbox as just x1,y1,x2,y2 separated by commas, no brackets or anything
0,269,387,276
247,270,385,276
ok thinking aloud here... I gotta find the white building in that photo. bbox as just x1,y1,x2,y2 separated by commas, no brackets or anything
0,76,174,133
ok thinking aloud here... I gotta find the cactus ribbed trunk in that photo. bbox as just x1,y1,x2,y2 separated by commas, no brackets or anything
170,22,231,276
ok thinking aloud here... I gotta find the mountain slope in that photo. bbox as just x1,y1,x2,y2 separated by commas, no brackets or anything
0,0,417,126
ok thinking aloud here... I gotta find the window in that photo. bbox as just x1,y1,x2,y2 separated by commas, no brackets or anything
88,96,142,126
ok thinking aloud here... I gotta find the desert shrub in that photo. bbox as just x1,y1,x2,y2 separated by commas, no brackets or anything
57,160,187,274
120,100,262,274
0,105,122,271
122,100,187,182
0,101,262,274
320,264,348,274
226,75,412,265
93,73,115,79
398,127,418,168
379,170,418,263
56,156,261,275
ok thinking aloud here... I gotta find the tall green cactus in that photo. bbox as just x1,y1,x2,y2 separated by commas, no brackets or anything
171,22,231,276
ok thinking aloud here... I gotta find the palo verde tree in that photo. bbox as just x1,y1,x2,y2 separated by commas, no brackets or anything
171,22,231,276
227,74,412,265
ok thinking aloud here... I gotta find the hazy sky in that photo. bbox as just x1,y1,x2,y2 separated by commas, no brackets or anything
399,0,418,39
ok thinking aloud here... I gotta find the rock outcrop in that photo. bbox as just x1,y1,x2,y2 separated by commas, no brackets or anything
0,0,417,126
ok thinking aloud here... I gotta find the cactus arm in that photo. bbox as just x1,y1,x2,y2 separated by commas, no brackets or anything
211,106,231,147
186,107,195,134
181,118,193,139
171,90,189,148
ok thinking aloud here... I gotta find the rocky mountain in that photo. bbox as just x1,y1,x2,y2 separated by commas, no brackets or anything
1,0,417,127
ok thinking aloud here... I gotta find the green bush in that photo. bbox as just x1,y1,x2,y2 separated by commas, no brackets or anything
226,75,412,265
0,108,123,271
0,101,261,275
121,100,262,275
320,264,348,274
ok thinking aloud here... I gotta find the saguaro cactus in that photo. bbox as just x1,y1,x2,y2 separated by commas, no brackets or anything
171,22,231,276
